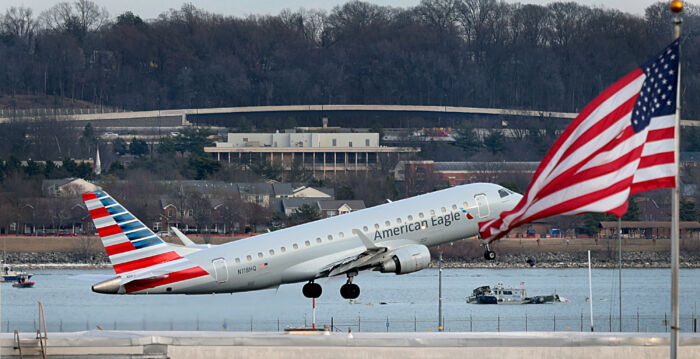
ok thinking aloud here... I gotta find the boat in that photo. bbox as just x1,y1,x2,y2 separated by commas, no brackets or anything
1,262,33,282
12,274,35,288
466,283,561,304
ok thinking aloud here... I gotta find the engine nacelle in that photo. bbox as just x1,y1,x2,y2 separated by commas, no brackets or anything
379,244,431,275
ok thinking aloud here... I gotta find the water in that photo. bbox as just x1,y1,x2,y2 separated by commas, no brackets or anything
2,268,699,333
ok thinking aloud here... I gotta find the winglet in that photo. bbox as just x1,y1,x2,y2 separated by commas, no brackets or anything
171,227,197,247
352,229,380,250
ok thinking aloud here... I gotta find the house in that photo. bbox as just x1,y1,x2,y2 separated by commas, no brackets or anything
599,221,700,239
291,186,334,198
281,199,365,218
42,178,101,197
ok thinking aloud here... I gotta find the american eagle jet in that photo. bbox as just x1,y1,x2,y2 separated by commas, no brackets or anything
84,183,521,298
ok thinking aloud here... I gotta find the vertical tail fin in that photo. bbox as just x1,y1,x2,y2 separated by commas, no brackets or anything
83,190,182,274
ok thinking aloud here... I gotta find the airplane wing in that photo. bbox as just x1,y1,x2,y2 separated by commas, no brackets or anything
320,229,389,277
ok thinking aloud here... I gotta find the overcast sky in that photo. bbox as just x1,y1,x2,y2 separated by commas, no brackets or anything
0,1,676,20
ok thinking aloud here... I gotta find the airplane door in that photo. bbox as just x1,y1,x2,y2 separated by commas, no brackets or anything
212,258,228,283
474,194,490,218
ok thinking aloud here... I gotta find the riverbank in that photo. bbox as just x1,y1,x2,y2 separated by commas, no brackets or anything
1,235,698,269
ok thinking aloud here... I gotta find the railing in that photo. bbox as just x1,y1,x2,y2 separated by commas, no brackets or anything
0,107,126,117
4,313,698,333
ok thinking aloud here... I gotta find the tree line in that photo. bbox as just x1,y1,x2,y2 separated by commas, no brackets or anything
0,0,698,119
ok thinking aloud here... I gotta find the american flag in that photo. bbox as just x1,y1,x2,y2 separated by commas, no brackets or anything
259,262,268,270
480,40,679,242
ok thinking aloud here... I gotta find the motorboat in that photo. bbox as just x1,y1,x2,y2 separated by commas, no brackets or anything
12,274,35,288
1,262,33,282
466,283,561,304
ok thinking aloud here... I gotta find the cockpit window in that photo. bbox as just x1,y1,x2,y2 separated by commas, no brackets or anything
498,189,510,198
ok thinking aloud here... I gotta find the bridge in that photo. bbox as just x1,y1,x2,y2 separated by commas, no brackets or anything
1,104,697,127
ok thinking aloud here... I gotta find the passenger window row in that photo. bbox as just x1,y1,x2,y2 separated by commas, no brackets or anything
234,202,470,264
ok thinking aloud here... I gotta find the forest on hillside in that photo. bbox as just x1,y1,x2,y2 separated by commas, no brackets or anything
0,0,699,119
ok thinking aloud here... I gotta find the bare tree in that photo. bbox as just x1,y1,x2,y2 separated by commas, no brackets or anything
1,6,37,45
39,0,108,34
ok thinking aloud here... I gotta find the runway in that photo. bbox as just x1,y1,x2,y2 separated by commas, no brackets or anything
3,330,700,358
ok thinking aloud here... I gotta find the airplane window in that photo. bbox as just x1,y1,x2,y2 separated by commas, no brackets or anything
305,240,311,247
363,226,368,232
419,212,425,219
463,202,468,208
269,249,275,256
281,247,286,253
374,223,380,229
441,207,446,213
430,210,435,217
246,255,252,261
385,220,391,227
328,234,333,241
339,232,344,238
396,218,402,224
316,237,322,244
235,258,241,264
452,204,458,210
293,243,299,250
258,252,263,258
407,215,413,221
499,189,510,198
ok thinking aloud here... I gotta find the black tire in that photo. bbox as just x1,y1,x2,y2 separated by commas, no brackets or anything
341,283,360,299
484,250,496,261
303,282,322,298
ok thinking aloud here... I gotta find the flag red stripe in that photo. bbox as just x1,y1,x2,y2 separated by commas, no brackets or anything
113,251,182,274
105,241,136,256
124,266,208,293
82,192,97,201
646,127,674,142
97,224,122,237
89,207,110,219
630,177,675,195
638,152,674,169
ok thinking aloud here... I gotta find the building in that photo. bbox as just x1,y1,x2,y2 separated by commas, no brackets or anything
599,221,700,239
281,198,365,218
394,160,540,194
205,132,419,177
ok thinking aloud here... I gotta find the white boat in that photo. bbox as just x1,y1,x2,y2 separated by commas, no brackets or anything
466,283,561,304
1,262,33,282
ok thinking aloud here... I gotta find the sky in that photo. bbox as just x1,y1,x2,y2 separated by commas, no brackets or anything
0,0,677,20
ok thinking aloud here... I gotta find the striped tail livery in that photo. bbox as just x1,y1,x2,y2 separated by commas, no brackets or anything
83,190,211,294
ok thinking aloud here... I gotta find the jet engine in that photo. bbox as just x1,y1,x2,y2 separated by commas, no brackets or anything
379,244,431,275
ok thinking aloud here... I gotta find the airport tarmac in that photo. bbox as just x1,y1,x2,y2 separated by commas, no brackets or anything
2,330,700,359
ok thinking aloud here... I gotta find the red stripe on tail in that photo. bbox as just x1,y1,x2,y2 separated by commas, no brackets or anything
113,251,182,274
124,266,208,293
89,207,110,219
82,192,98,201
104,241,136,256
97,224,122,237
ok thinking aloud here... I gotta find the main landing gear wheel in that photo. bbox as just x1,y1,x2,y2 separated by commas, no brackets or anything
483,243,496,260
302,281,322,298
340,283,360,299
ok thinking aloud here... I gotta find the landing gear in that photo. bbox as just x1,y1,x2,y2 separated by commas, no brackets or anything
340,271,360,299
302,281,322,298
483,243,496,261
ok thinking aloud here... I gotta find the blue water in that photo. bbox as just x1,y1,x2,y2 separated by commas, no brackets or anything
2,268,699,332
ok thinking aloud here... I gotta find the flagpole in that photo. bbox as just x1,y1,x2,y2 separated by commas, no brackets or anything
670,1,683,358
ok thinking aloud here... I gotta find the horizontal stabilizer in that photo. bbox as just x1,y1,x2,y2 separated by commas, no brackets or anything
171,227,197,247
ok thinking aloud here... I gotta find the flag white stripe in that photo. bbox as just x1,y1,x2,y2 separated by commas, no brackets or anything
641,138,674,156
633,163,676,183
560,189,630,216
645,114,674,130
577,124,646,173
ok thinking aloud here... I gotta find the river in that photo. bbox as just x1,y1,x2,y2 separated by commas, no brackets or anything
2,268,699,333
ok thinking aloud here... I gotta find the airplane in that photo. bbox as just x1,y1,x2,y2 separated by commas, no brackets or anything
83,183,522,298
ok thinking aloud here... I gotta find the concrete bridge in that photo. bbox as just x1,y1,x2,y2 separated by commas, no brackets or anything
2,104,697,128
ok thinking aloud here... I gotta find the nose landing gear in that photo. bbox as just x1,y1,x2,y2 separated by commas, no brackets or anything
302,281,322,298
340,271,360,299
